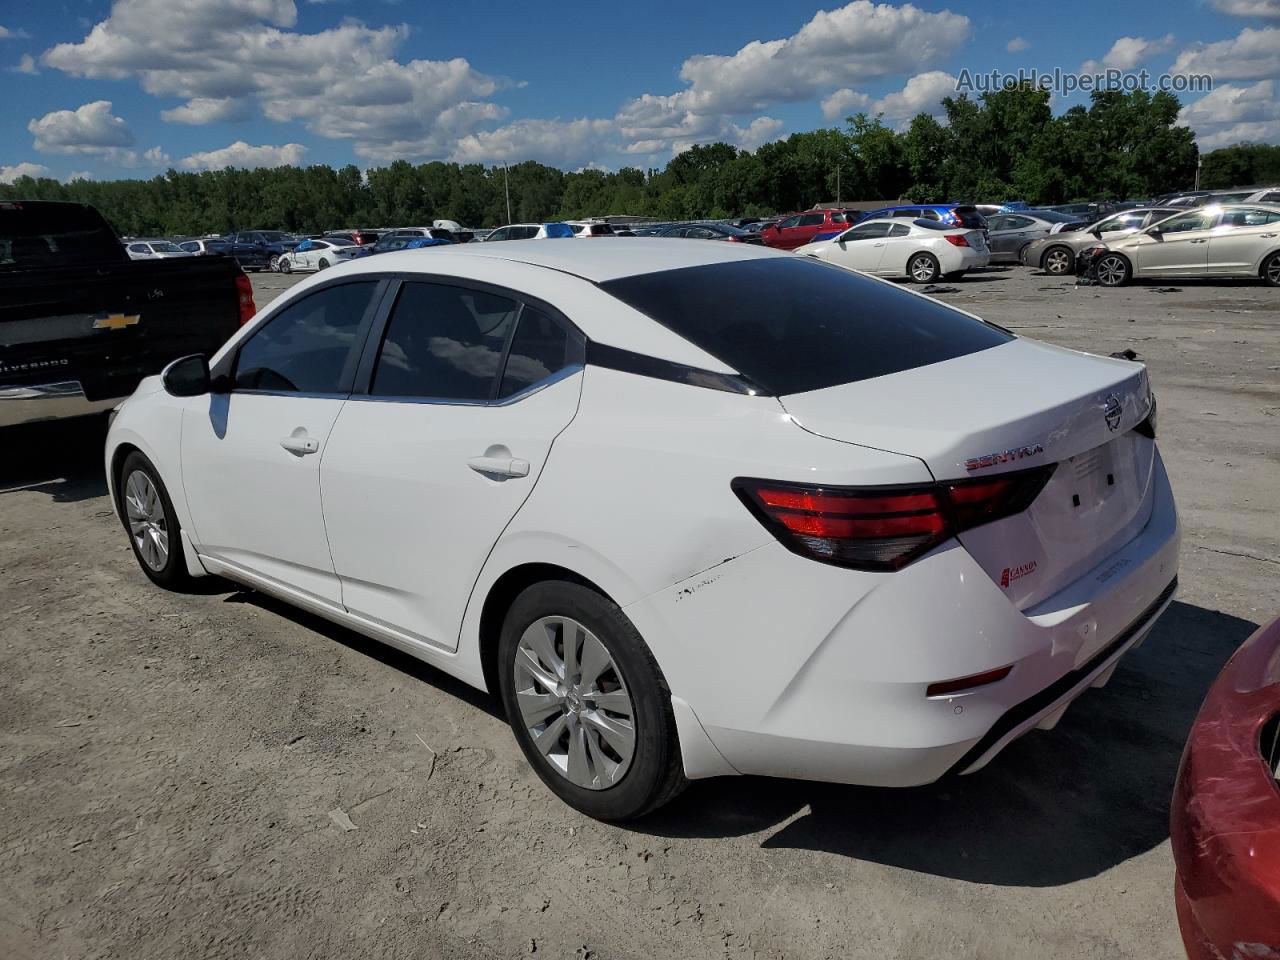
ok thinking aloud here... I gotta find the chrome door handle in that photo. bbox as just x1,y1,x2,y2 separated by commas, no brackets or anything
872,242,885,247
467,455,530,478
1190,239,1207,243
280,435,319,455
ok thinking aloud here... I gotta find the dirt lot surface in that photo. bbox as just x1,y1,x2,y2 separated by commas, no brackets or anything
3,264,1278,960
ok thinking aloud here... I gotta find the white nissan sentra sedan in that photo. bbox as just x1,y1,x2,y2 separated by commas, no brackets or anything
105,240,1179,821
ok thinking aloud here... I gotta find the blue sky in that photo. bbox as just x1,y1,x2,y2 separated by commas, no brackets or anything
2,0,1278,183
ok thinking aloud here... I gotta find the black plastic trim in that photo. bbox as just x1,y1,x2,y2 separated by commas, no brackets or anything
946,576,1179,777
586,341,767,396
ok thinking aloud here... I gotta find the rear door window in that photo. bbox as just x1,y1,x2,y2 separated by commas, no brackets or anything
497,307,585,400
370,282,520,401
600,257,1012,396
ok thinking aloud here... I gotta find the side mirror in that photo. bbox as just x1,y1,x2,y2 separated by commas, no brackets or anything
162,354,211,397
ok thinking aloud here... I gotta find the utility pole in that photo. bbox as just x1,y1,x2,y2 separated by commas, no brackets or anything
503,163,512,223
1193,155,1202,191
836,165,841,205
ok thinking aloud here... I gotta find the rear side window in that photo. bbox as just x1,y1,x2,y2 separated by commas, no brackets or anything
953,209,985,228
497,307,584,399
0,202,124,270
371,282,519,401
235,281,379,394
599,258,1012,396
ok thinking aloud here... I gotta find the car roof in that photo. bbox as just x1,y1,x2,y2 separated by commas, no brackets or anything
362,236,781,282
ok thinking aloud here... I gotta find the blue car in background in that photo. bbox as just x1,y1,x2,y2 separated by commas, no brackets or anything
811,204,987,242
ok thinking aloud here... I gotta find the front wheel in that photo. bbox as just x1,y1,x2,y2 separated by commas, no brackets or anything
907,252,941,284
117,451,191,590
279,258,292,274
1042,245,1073,275
498,581,686,821
1095,252,1131,287
1262,251,1280,287
268,254,281,272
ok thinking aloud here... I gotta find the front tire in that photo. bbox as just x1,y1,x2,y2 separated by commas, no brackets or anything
279,258,292,274
498,581,686,821
1262,251,1280,287
268,254,281,272
1095,252,1131,287
1042,245,1073,275
117,451,191,590
907,252,941,283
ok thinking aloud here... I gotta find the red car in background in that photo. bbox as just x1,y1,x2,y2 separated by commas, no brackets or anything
760,208,858,250
1171,615,1280,959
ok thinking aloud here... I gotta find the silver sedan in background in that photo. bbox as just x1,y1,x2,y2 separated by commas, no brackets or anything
983,211,1084,263
1022,208,1181,275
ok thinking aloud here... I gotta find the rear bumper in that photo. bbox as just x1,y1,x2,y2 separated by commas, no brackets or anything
0,380,121,428
633,448,1180,786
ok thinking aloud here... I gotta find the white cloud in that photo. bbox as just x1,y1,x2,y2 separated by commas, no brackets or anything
161,97,250,125
0,161,48,182
821,88,872,121
179,140,307,171
614,1,969,155
870,70,957,124
1210,0,1280,17
42,0,507,163
66,170,93,182
1178,79,1280,147
143,146,172,166
1080,34,1175,74
10,53,38,74
733,116,784,151
1172,27,1280,81
28,101,135,161
449,118,614,168
1006,36,1029,53
0,25,32,39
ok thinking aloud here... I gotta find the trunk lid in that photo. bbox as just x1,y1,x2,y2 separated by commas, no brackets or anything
779,338,1157,607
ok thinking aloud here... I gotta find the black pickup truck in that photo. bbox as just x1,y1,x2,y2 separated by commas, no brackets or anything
1,200,255,428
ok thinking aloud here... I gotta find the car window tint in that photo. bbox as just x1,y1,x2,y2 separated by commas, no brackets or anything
234,281,378,394
1221,208,1280,227
887,223,911,237
371,282,520,400
1161,211,1216,233
600,258,1012,396
797,214,825,227
497,307,583,400
778,216,801,229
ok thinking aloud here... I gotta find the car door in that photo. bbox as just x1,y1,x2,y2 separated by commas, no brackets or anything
320,280,585,651
876,222,915,275
180,279,386,605
128,243,152,260
824,222,892,271
1206,208,1280,275
1131,209,1218,275
987,215,1034,259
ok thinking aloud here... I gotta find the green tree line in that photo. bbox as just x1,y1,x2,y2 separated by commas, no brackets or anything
2,86,1256,237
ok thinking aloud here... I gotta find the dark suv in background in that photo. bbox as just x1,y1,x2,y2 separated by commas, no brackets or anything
225,230,301,272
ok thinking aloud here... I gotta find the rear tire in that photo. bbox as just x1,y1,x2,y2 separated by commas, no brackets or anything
1042,245,1073,275
907,252,941,284
1095,252,1131,287
117,451,192,591
280,258,292,274
268,254,281,272
317,258,330,270
497,581,686,821
1262,251,1280,287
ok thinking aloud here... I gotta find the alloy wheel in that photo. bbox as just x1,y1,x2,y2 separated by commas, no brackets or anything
1045,248,1071,274
268,254,280,272
124,469,169,572
1096,254,1127,286
513,615,636,790
1266,255,1280,286
909,255,937,283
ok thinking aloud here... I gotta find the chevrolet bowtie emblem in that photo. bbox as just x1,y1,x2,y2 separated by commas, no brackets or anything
93,312,141,331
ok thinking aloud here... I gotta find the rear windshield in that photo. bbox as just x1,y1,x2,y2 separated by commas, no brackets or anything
600,257,1012,396
0,202,124,270
952,208,987,228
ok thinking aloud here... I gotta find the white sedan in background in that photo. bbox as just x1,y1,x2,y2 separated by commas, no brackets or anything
796,218,989,282
105,239,1177,821
279,238,363,273
124,240,194,260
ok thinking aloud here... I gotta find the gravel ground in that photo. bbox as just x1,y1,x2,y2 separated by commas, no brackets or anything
2,263,1278,960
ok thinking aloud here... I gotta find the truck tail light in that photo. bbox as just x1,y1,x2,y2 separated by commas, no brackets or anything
732,464,1055,571
234,272,257,326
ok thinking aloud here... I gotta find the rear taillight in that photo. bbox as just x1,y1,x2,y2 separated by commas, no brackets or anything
733,464,1056,571
944,234,970,247
1134,395,1157,439
234,272,256,326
